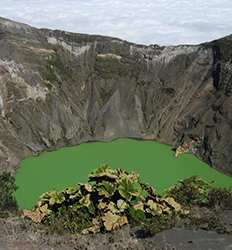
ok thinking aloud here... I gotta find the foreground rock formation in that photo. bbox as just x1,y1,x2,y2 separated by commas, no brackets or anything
0,16,231,175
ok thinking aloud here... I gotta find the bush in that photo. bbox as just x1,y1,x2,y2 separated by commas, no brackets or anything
24,165,185,235
0,172,18,213
23,168,232,236
166,176,232,210
165,176,211,207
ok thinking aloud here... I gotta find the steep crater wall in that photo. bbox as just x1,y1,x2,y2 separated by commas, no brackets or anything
0,17,232,175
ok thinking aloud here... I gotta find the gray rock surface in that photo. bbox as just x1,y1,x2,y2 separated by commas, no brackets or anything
1,218,232,250
0,17,231,175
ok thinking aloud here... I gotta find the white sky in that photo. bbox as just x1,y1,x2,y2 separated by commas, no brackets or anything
0,0,232,45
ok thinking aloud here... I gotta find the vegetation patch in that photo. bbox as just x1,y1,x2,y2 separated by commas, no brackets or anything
166,176,232,234
42,51,76,90
23,165,187,234
0,172,18,217
22,167,232,236
166,176,232,209
165,176,212,207
94,55,135,79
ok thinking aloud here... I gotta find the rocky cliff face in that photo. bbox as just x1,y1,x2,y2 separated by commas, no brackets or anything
0,17,231,175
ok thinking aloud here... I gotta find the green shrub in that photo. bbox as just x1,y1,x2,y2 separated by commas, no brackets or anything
165,176,212,207
0,172,18,213
166,176,232,210
128,206,176,235
43,205,93,234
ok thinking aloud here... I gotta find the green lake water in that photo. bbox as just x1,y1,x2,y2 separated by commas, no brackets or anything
15,138,232,209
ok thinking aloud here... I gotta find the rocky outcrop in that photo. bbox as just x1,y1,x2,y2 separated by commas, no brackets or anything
0,17,232,175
